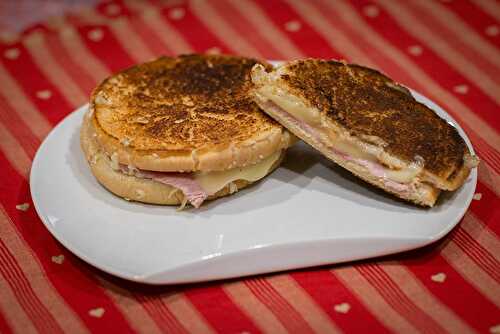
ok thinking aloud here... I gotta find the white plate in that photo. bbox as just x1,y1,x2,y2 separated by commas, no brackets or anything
30,90,476,284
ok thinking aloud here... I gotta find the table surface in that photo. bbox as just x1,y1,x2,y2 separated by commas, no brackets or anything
0,0,499,333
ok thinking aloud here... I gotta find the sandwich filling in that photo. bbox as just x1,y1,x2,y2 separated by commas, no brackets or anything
110,150,282,208
255,87,428,196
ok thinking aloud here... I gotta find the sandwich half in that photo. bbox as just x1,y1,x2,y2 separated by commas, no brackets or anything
81,54,294,208
251,59,478,206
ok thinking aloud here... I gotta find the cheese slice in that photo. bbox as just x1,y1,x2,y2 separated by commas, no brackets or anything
257,86,321,126
194,150,281,195
257,87,423,184
385,162,422,183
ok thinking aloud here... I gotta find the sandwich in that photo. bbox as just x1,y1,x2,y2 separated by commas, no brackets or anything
251,59,478,206
81,54,294,208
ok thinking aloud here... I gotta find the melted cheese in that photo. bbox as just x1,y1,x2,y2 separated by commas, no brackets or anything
258,88,422,184
385,162,422,183
331,137,378,162
194,151,281,195
258,86,322,126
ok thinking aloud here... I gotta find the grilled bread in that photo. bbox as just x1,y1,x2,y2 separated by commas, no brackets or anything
81,114,284,206
251,59,478,206
82,54,293,208
90,54,293,172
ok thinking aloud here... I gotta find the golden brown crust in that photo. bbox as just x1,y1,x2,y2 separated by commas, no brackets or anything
91,112,291,172
81,112,282,206
90,54,293,172
271,59,471,186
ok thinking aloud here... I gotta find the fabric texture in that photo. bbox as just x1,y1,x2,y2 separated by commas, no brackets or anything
0,0,499,333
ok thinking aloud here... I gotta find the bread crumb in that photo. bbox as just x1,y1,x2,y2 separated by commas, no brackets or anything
51,254,65,264
465,155,480,168
229,182,238,194
88,307,105,318
473,193,482,201
16,203,30,211
177,197,188,211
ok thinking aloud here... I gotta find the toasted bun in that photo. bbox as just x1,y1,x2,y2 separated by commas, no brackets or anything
252,60,476,193
81,112,283,206
90,54,293,172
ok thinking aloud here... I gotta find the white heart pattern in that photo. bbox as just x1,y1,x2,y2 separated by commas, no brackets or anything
453,84,469,95
88,29,104,42
363,5,379,18
36,90,52,100
485,25,499,37
4,48,20,60
334,302,351,314
408,45,423,56
169,8,185,20
431,272,447,283
89,307,105,318
285,20,302,32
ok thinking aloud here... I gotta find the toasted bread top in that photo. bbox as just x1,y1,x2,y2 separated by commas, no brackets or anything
264,59,471,181
90,54,292,172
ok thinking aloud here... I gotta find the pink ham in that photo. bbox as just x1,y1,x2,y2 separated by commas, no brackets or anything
262,100,410,194
120,165,208,208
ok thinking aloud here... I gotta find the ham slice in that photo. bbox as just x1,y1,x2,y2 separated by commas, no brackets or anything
262,100,410,195
120,165,208,208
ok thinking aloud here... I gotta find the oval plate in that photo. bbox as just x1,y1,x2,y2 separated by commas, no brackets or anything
30,90,476,284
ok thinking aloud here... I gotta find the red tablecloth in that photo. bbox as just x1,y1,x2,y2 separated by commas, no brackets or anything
0,0,499,333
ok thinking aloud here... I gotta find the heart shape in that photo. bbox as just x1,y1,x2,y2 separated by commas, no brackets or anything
4,48,20,60
36,90,52,100
408,45,423,56
453,85,469,95
285,21,301,32
334,302,351,314
89,307,105,318
431,272,446,283
88,29,104,42
486,25,499,37
169,8,185,20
